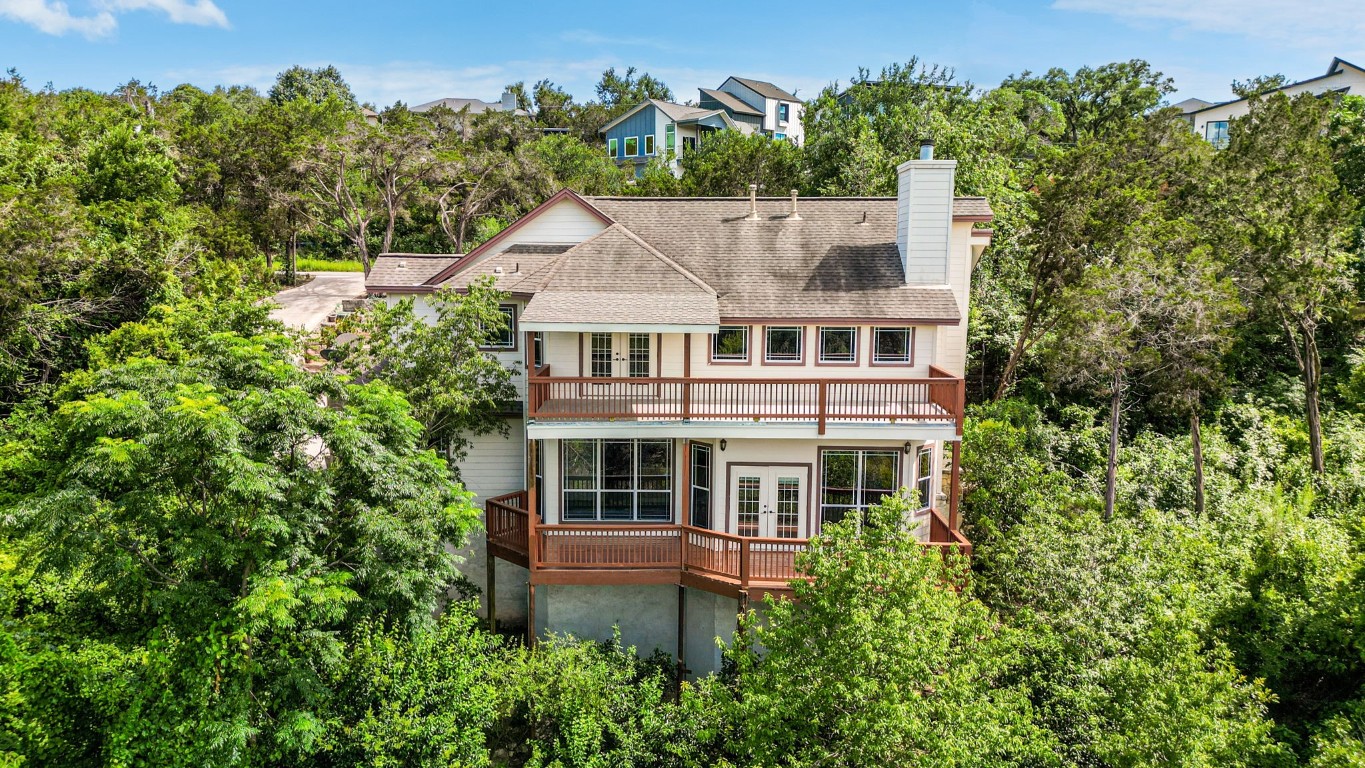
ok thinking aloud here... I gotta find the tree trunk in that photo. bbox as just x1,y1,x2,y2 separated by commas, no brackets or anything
994,310,1036,401
1105,371,1122,523
286,230,298,285
1304,329,1324,474
1190,409,1205,517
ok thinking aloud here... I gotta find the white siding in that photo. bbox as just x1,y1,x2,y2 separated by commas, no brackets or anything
931,222,975,376
1190,64,1365,140
452,419,529,624
394,295,529,402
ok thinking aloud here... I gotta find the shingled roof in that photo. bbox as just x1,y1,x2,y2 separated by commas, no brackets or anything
727,77,799,102
366,254,462,290
699,88,764,117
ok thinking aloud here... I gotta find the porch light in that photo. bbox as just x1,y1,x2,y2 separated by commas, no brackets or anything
903,441,913,454
720,439,727,451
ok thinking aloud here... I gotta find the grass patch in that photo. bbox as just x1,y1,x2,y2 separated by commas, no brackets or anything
297,257,364,272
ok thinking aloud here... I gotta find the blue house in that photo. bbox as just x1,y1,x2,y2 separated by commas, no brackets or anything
599,99,742,177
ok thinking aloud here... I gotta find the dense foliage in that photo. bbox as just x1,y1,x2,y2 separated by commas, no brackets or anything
3,57,1365,766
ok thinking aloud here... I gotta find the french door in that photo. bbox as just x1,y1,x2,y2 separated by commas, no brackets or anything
729,466,806,539
588,332,652,378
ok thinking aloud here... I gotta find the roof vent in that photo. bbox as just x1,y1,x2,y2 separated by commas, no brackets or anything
397,259,408,268
746,183,760,221
493,265,504,275
860,211,868,225
788,189,802,221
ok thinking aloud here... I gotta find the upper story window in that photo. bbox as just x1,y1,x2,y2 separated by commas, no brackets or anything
712,326,749,362
872,327,913,365
665,124,676,151
481,304,517,350
765,326,803,363
532,332,544,368
625,136,639,156
1205,121,1229,149
607,138,618,158
644,134,655,155
818,327,857,363
778,103,790,122
915,445,934,510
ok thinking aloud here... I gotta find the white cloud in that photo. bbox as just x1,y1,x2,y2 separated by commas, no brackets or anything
0,0,227,39
1053,0,1365,51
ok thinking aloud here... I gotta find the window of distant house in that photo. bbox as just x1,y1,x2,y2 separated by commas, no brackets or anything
711,325,749,362
1205,121,1229,149
765,326,803,363
481,304,516,350
774,132,787,141
819,449,900,526
683,136,697,152
562,439,672,522
818,327,857,363
625,136,639,156
665,123,676,151
644,134,655,154
872,327,912,364
778,103,790,122
915,445,934,510
607,138,618,157
690,442,712,528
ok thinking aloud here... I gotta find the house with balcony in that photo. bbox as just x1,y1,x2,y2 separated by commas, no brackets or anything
1184,57,1365,147
365,144,990,675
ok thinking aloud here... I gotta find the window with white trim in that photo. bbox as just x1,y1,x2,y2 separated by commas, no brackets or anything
690,442,712,528
644,134,655,155
481,305,516,349
818,327,856,363
625,136,639,156
873,327,912,364
765,326,803,363
607,138,618,157
778,103,790,122
915,445,933,510
820,449,900,526
562,439,672,522
665,123,676,150
712,325,749,362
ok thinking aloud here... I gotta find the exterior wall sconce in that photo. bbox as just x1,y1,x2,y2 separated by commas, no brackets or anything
903,441,913,454
719,439,728,451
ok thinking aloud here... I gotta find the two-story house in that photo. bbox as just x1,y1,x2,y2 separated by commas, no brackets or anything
365,143,990,676
600,76,805,178
1183,57,1365,147
599,99,746,177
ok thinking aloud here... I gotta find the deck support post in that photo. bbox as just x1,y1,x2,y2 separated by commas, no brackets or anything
527,583,537,648
676,585,687,679
486,549,497,633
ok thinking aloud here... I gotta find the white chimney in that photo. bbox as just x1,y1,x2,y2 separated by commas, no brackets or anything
896,140,955,285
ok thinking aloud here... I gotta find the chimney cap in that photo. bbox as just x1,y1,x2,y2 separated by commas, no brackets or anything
918,138,935,161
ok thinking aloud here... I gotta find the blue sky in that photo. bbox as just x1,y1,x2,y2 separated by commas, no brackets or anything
1,0,1361,107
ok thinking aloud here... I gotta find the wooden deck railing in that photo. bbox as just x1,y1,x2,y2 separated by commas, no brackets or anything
525,373,964,435
485,496,971,593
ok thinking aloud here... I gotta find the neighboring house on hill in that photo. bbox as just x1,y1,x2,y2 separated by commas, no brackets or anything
600,99,746,177
713,75,805,144
411,90,529,117
600,76,805,178
1184,57,1365,147
365,145,991,676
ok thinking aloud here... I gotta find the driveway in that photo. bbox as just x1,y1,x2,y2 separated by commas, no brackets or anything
266,272,368,331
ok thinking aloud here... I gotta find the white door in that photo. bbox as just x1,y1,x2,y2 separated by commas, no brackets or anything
729,467,806,539
588,332,652,379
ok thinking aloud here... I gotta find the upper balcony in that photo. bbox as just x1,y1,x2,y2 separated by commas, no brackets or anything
526,365,965,437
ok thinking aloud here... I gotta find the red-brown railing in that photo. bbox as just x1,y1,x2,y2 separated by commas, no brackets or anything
487,491,530,558
484,499,970,589
526,375,963,434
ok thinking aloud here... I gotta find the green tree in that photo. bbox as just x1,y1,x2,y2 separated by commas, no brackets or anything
335,279,518,461
0,301,477,765
678,130,805,197
595,66,672,109
269,65,358,108
1001,59,1174,143
727,494,1055,767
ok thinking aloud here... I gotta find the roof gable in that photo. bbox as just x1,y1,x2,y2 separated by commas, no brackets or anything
724,76,799,102
700,88,764,116
423,189,612,285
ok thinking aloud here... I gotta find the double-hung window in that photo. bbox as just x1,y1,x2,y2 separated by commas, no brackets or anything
872,327,913,364
625,136,639,156
481,304,517,350
607,138,618,158
644,134,655,155
562,439,672,522
819,449,900,526
689,442,712,528
818,327,857,363
764,326,803,363
665,124,676,151
712,325,749,362
914,445,934,510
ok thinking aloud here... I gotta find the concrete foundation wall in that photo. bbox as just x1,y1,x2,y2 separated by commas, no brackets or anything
683,588,740,677
535,584,679,657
